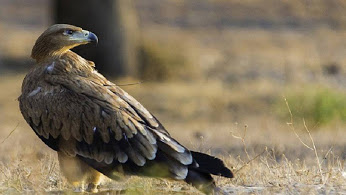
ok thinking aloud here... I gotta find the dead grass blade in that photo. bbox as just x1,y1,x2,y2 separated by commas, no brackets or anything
303,118,324,183
235,149,266,174
0,123,19,144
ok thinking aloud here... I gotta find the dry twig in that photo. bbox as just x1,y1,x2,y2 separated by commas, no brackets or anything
303,118,324,183
284,97,313,150
231,124,266,174
235,149,266,174
117,80,146,87
231,125,250,160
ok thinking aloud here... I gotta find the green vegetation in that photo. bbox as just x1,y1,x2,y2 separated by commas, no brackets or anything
277,87,346,126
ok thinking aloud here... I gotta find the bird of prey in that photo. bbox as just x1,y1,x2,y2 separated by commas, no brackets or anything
19,24,233,194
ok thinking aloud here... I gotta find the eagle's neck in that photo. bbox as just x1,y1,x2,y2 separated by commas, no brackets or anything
31,39,80,63
31,46,70,63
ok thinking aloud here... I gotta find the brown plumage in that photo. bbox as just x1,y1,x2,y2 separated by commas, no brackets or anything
19,24,233,194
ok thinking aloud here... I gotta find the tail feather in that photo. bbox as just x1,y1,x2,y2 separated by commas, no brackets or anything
185,151,233,194
191,151,233,178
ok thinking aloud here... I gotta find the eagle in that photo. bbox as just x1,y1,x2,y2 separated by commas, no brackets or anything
19,24,233,194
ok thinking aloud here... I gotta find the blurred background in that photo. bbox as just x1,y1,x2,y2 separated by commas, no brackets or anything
0,0,345,193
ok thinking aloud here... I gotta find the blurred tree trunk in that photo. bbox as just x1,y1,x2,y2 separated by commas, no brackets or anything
54,0,139,78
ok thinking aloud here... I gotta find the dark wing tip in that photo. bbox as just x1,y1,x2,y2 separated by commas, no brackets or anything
191,151,234,178
219,166,234,178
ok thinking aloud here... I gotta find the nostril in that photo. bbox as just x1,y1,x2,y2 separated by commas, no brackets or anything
84,33,88,36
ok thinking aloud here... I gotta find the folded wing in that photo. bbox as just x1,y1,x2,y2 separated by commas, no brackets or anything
19,63,192,179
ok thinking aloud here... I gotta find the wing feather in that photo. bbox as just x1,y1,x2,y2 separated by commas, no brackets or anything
70,117,82,141
19,57,194,180
51,114,62,138
131,136,156,160
110,87,159,128
31,112,41,127
99,110,111,143
41,109,50,134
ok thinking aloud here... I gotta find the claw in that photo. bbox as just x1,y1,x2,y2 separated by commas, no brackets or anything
86,183,99,193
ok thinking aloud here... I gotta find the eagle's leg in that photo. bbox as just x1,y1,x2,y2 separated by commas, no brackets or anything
85,170,102,192
57,151,102,192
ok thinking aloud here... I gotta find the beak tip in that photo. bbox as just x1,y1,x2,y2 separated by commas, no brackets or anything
88,32,98,44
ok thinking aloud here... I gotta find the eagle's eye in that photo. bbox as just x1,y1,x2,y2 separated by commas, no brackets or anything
65,29,74,35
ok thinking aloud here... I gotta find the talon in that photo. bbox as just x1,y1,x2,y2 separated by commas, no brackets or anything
86,183,99,193
73,186,84,193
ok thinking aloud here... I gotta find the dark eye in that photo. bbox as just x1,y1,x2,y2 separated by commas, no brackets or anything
65,29,74,35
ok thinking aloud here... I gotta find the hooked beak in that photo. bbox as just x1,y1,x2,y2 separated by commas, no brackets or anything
85,30,98,44
70,30,98,44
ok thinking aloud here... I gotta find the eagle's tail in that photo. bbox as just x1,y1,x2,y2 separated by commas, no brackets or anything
185,151,233,194
191,151,233,178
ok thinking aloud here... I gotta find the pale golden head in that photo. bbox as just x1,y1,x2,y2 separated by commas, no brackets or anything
31,24,98,62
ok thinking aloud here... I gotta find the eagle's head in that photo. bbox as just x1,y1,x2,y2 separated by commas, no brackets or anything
31,24,98,62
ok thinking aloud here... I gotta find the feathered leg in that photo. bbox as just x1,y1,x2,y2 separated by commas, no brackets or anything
58,151,103,192
184,168,217,194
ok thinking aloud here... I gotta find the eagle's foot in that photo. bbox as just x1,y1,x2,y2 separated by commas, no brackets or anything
72,186,84,193
86,183,99,193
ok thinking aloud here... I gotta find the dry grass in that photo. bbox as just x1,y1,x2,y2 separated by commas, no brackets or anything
137,0,346,28
140,26,346,88
0,75,344,194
